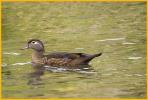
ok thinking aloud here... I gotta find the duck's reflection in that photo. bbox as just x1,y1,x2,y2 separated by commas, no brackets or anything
27,63,45,85
27,63,95,85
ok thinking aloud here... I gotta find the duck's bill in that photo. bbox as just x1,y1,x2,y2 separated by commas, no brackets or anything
20,45,29,50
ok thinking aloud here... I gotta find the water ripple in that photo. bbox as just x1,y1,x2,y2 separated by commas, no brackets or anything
12,62,31,66
95,37,125,42
2,63,7,67
122,42,136,45
127,57,142,60
75,48,84,50
3,52,21,56
44,65,95,74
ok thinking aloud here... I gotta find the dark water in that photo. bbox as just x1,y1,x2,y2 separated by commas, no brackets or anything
2,2,146,98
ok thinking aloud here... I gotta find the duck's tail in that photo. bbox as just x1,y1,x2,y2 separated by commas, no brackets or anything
81,53,102,64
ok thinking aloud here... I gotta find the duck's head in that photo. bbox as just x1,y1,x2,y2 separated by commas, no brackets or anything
22,39,45,52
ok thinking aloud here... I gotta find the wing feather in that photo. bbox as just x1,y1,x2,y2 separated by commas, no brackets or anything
45,52,85,59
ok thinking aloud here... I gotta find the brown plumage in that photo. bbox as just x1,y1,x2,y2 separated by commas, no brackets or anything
22,39,102,68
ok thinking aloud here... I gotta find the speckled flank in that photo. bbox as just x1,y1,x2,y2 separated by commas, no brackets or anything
46,58,72,67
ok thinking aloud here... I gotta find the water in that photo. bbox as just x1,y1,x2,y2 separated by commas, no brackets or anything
2,2,146,98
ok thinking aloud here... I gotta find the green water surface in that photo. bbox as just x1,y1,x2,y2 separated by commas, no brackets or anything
2,2,146,98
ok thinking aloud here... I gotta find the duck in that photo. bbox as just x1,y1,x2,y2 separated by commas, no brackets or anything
22,39,102,68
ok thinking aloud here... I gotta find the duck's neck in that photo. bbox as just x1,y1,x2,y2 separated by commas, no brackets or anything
32,50,44,61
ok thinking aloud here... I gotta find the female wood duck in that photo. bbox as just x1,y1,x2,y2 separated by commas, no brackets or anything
22,39,102,68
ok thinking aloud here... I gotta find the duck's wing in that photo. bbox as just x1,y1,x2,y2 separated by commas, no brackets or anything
45,52,102,65
45,52,86,59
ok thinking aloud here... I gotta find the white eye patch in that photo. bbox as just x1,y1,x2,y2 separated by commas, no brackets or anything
32,41,39,44
34,42,39,44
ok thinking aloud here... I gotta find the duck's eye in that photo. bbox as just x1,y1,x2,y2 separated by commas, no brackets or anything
31,41,39,44
32,41,35,44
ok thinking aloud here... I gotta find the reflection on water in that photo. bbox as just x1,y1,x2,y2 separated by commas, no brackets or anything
2,2,146,98
27,63,96,86
27,64,45,85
